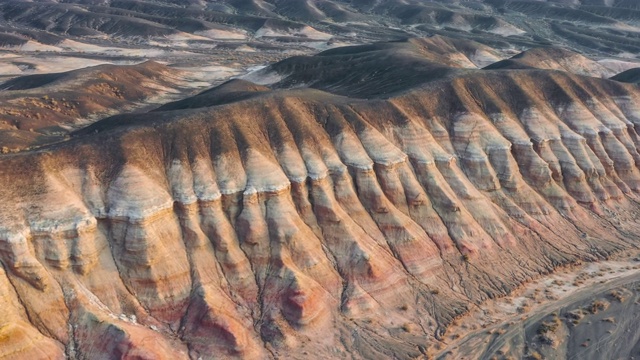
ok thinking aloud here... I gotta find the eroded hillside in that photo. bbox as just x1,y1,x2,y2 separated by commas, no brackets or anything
1,38,640,359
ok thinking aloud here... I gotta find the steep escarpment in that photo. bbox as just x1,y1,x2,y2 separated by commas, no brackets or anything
2,39,640,358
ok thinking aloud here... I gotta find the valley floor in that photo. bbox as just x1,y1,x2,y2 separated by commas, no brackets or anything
440,251,640,359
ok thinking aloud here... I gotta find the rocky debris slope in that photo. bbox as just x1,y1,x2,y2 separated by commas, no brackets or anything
2,39,640,359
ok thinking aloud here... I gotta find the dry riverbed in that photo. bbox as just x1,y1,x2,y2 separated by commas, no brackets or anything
437,252,640,359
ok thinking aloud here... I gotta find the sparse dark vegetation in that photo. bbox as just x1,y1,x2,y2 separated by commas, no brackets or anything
585,299,610,314
609,290,626,302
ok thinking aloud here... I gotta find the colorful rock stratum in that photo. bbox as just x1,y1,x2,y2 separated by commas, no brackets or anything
1,1,640,359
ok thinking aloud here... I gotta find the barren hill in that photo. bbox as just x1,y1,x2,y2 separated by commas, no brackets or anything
484,47,617,78
3,0,640,58
1,1,640,359
611,67,640,83
0,61,197,151
1,38,640,359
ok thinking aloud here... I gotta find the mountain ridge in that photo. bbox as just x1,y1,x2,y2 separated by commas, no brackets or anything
2,38,640,358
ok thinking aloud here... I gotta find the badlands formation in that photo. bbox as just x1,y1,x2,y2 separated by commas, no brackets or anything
2,36,640,359
0,1,640,360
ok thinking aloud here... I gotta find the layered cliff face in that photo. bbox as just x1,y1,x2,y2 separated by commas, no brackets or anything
2,39,640,359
